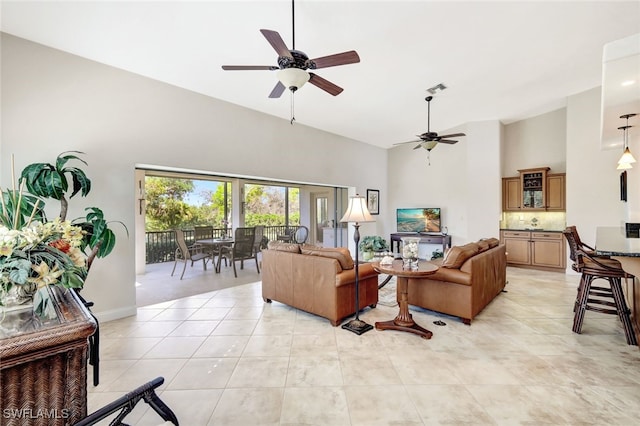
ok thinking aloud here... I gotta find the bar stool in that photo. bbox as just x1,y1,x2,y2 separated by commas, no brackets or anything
572,249,637,346
562,227,620,312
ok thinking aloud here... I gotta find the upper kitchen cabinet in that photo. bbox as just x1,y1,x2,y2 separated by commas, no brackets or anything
546,173,566,211
502,167,565,211
520,167,549,210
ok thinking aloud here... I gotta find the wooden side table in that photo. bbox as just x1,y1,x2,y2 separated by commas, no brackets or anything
1,286,97,425
373,259,439,339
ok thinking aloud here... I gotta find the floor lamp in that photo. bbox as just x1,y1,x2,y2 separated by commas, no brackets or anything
340,194,375,335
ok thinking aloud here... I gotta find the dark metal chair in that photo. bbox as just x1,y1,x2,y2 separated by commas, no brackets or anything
253,225,265,254
292,225,309,244
194,225,213,241
221,227,260,278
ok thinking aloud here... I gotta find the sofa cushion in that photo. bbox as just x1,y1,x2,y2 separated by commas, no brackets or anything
267,241,301,253
442,243,481,269
481,237,500,248
476,240,490,252
301,246,355,270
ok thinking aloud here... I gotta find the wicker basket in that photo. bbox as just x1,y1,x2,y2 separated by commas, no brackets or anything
1,287,97,425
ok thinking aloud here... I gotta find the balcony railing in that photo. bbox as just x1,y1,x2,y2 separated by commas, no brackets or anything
145,226,301,264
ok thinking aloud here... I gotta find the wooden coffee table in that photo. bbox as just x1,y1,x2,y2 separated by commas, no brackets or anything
372,259,439,339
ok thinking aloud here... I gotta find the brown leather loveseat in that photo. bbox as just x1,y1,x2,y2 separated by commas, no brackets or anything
261,242,379,325
407,238,507,324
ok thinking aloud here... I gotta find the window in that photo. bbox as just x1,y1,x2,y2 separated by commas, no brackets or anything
144,175,231,230
243,183,299,226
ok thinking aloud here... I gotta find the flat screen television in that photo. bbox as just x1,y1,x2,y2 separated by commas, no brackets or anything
396,208,441,233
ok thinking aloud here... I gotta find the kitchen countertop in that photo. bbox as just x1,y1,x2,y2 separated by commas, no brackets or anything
595,226,640,257
500,228,564,232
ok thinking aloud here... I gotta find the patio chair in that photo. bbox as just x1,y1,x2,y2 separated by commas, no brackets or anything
194,225,214,241
292,225,309,244
171,229,211,280
253,225,265,254
277,227,294,242
220,227,260,278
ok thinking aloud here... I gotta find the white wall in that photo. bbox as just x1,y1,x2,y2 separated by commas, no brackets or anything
0,33,388,320
388,120,502,245
503,108,567,175
566,87,630,244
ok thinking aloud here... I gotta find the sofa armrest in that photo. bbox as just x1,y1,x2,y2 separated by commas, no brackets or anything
335,263,378,286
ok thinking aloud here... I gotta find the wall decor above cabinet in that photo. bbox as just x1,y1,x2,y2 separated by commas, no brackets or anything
502,167,565,212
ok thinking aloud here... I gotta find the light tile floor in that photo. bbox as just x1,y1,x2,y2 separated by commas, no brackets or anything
88,267,640,425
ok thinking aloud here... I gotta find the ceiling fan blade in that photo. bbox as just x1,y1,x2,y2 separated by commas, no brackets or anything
222,65,279,71
310,51,360,69
260,29,293,59
413,143,423,150
393,139,422,146
437,132,466,139
438,139,459,144
268,81,286,98
308,73,343,96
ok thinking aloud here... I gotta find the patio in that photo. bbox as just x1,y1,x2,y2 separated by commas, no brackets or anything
136,259,262,307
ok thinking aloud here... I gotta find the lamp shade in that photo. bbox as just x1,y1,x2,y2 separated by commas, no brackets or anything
341,195,374,223
277,68,310,91
617,161,633,170
618,147,637,165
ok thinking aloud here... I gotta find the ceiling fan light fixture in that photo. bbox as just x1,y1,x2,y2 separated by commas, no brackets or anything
423,141,438,151
278,68,310,91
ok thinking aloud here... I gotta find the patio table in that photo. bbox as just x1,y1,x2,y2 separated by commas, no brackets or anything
196,238,234,273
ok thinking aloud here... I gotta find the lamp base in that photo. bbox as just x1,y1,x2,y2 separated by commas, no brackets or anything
341,318,374,335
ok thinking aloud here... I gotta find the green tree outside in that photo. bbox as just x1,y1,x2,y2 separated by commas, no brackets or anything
144,177,299,231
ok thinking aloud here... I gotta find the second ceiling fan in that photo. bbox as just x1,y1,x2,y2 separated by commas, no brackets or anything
393,96,466,165
221,0,360,98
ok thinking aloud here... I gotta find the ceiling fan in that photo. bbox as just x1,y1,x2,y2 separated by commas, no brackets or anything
393,96,466,164
221,0,360,99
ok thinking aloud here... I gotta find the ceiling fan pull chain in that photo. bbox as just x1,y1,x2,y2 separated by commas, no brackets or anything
290,91,296,125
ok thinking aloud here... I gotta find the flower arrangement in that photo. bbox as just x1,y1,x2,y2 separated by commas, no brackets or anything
358,235,388,253
1,152,125,319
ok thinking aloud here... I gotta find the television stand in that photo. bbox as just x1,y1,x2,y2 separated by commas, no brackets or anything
390,233,452,256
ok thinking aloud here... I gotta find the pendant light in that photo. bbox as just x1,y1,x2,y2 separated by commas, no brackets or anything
617,113,637,168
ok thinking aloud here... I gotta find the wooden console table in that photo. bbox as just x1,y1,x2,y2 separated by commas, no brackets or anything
390,233,452,255
0,286,97,425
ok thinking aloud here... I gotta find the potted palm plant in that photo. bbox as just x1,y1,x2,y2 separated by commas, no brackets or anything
1,151,126,318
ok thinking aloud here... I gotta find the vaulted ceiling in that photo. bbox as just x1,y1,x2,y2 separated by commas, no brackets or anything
2,1,639,148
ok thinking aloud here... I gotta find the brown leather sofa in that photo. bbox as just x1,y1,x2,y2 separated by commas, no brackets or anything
261,242,379,325
407,238,507,324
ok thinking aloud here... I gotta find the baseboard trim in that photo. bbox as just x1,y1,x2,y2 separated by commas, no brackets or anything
93,305,137,322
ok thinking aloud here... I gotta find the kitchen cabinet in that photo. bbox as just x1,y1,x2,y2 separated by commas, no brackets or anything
520,167,549,210
546,173,565,211
502,177,522,211
501,230,566,271
502,168,565,211
501,231,530,264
